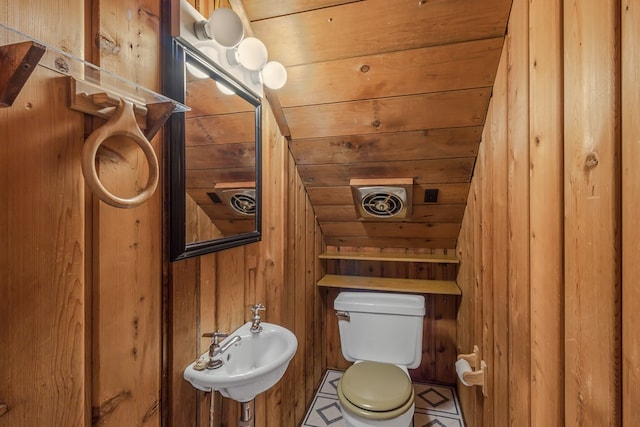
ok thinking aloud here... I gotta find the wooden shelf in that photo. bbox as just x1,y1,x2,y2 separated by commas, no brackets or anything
317,274,461,295
319,251,459,264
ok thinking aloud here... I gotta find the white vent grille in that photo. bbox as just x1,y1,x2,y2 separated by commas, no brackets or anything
223,189,256,216
354,186,409,219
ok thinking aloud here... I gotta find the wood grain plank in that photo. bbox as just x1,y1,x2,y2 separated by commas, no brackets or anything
185,113,255,146
479,102,495,427
297,158,475,187
307,183,471,206
529,0,564,425
293,165,307,422
186,167,256,188
434,295,458,384
304,197,318,410
418,293,436,380
319,221,460,239
202,219,255,236
317,274,461,295
91,0,163,424
262,105,290,426
325,288,351,371
186,142,255,169
490,47,509,427
0,68,87,426
285,88,491,139
169,259,199,427
319,251,459,264
243,0,360,20
564,1,621,425
506,1,531,425
251,0,512,66
622,1,640,425
314,204,466,223
289,127,482,165
455,155,478,425
1,2,87,425
314,224,327,390
278,38,502,107
324,236,458,249
197,202,255,220
471,148,485,425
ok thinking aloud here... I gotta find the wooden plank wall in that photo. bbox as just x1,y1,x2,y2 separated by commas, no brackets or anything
90,0,164,424
1,2,326,427
0,1,87,425
323,247,459,385
456,0,640,425
564,2,620,425
2,0,166,424
168,103,326,427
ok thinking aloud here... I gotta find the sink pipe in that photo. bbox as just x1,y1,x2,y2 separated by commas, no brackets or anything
240,400,254,427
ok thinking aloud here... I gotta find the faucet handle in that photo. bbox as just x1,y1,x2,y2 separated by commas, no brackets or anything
203,331,228,345
249,303,266,315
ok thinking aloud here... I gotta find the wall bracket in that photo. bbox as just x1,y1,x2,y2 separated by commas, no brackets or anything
0,41,46,107
67,77,177,140
0,22,189,137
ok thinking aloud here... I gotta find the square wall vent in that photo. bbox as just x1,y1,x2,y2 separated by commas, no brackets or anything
350,178,414,220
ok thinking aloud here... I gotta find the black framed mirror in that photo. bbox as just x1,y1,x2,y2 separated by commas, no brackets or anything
164,37,262,261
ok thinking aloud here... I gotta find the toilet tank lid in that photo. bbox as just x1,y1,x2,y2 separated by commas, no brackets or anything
334,292,425,316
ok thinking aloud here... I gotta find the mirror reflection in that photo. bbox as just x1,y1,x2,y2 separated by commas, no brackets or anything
167,41,262,261
184,52,258,239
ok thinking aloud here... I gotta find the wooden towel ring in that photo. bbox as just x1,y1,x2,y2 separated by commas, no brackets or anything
81,99,159,208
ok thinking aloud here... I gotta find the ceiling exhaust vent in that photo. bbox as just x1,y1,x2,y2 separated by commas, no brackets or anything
214,182,256,217
225,189,256,216
350,178,413,220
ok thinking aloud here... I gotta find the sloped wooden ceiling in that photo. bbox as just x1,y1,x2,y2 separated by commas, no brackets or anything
240,0,512,249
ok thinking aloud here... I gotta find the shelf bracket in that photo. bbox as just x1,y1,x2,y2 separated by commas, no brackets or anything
0,41,46,107
67,77,176,140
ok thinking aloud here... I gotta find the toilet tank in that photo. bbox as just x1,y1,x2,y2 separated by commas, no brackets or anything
334,291,425,369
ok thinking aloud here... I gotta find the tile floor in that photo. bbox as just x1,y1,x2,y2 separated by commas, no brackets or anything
302,370,465,427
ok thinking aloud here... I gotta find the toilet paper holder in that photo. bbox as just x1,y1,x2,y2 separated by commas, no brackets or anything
456,345,487,397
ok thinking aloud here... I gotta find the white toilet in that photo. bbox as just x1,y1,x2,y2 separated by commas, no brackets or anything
334,291,426,427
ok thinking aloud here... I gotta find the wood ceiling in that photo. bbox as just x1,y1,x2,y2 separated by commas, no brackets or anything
236,0,512,249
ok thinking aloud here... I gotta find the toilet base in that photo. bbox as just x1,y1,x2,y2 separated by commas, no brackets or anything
341,403,415,427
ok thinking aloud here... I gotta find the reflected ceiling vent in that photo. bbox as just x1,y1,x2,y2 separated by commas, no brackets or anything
350,178,413,220
214,182,256,217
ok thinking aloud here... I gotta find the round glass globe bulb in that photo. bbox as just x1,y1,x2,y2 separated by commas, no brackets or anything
206,8,244,48
236,37,268,71
261,61,288,89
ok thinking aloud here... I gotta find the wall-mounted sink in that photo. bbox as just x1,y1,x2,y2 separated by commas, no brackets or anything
183,321,298,402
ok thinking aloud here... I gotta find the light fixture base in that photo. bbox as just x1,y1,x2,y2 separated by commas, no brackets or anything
193,20,209,40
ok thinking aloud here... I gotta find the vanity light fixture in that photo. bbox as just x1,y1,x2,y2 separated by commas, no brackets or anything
192,7,287,90
193,8,244,48
252,61,288,90
227,37,268,71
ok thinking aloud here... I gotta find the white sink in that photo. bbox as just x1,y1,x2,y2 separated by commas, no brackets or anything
183,321,298,402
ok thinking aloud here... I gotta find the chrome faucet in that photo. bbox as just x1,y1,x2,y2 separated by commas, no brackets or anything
216,335,242,356
249,303,266,333
202,331,241,369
